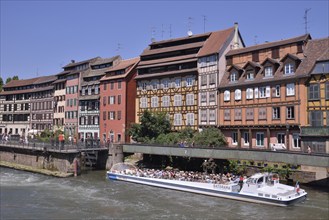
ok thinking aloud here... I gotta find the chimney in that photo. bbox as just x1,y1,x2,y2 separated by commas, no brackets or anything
71,60,75,63
233,22,240,49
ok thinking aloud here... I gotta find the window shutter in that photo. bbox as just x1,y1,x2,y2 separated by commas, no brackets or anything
266,86,271,97
254,87,259,98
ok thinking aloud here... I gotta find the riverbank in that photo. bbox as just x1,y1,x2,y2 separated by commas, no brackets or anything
0,161,73,178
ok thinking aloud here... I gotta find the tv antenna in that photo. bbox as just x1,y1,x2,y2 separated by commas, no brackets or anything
254,35,259,45
187,16,193,36
202,15,207,33
116,43,122,54
304,8,311,34
161,24,165,39
169,24,172,38
151,26,156,42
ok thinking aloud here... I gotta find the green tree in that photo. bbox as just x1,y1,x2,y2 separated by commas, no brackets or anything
0,77,3,91
129,110,171,143
5,77,12,84
12,75,19,80
193,127,227,148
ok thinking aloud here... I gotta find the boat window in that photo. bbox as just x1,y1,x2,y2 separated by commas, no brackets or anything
257,177,264,184
265,194,270,198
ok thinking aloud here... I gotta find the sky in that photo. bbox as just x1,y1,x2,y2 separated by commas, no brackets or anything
1,0,328,81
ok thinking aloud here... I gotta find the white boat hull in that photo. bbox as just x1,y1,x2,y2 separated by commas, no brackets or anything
107,172,307,206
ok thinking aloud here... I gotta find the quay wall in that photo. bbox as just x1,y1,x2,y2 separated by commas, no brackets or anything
0,145,81,177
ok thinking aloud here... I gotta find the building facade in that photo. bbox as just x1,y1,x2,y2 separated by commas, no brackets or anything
99,57,139,144
78,56,121,140
300,38,329,153
135,25,240,131
52,75,67,132
218,34,311,151
198,23,244,127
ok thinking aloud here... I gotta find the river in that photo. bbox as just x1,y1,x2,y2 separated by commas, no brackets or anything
0,167,328,220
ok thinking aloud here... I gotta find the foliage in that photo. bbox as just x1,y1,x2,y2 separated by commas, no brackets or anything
193,127,227,148
228,160,247,175
261,165,291,180
128,110,171,142
6,77,12,84
155,132,180,145
0,77,3,91
12,75,19,80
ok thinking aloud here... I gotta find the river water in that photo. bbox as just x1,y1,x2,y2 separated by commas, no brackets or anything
1,167,328,220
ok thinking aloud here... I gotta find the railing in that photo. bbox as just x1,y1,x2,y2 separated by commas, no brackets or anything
301,127,329,136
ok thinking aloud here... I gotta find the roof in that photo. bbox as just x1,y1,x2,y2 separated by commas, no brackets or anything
100,57,139,81
33,75,57,85
226,34,311,56
197,27,235,57
149,32,210,46
138,54,196,66
296,37,329,75
52,78,67,84
91,55,121,66
63,57,100,68
3,77,39,88
0,85,54,95
79,94,100,101
137,58,197,70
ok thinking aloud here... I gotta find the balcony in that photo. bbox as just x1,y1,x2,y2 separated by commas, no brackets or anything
301,126,329,137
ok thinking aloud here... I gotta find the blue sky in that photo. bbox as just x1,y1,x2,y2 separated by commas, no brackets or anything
1,0,328,81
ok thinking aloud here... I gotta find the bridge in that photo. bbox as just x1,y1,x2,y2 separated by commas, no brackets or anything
123,144,329,168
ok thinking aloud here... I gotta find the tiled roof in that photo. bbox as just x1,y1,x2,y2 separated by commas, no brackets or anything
295,37,329,75
226,34,311,56
138,54,196,66
90,55,121,66
33,75,57,85
197,27,235,57
141,41,204,56
63,57,100,68
79,95,100,101
149,32,210,46
100,58,139,81
52,78,67,84
137,58,197,70
0,85,53,95
3,77,39,88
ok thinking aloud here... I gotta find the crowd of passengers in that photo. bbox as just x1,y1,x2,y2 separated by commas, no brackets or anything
114,168,243,184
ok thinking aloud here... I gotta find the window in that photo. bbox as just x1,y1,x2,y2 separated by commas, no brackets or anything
201,110,207,122
94,116,99,125
264,66,273,77
209,92,216,103
284,63,294,74
151,96,159,108
142,82,147,90
140,97,147,108
95,85,99,94
256,132,265,146
274,85,280,97
286,83,295,96
254,87,259,98
259,87,266,98
246,70,254,80
109,96,115,104
109,111,115,120
186,113,194,125
224,90,230,101
103,111,106,120
246,88,253,99
309,84,320,100
117,111,122,120
110,82,114,90
309,111,322,127
277,133,285,144
230,71,238,82
258,108,267,120
162,96,170,107
163,80,169,89
244,132,249,145
209,109,215,122
174,114,182,126
152,81,158,90
232,132,238,145
286,106,295,119
174,95,182,106
326,82,329,100
224,109,230,121
175,78,181,88
234,109,242,120
103,97,106,106
118,95,121,104
186,77,193,87
88,86,91,95
209,74,216,84
235,89,241,100
272,107,280,119
186,94,194,105
293,133,301,148
118,80,122,89
201,92,207,103
246,108,254,120
201,75,207,86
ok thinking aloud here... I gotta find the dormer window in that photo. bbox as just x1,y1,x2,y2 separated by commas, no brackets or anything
264,66,273,77
230,71,238,82
284,63,294,74
246,71,254,80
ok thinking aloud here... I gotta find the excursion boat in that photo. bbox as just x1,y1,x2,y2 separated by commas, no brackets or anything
107,163,307,206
